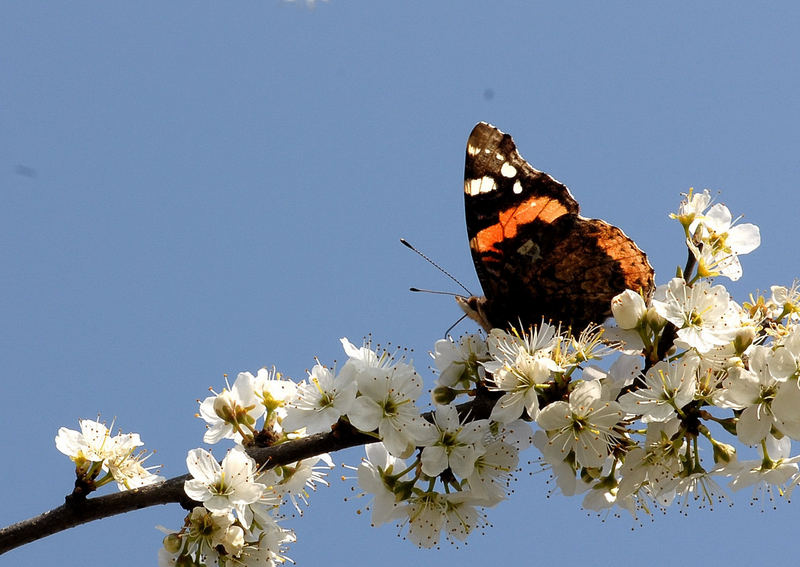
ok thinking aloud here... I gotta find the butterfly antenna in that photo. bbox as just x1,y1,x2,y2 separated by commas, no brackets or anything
444,314,468,338
400,238,472,295
408,287,458,295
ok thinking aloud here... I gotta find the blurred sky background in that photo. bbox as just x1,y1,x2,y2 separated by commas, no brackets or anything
3,2,800,566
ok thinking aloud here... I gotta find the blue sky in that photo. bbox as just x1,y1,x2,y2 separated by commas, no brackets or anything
2,2,799,566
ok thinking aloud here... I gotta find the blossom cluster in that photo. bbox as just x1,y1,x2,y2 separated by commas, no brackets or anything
161,364,337,566
56,188,800,561
159,444,302,566
168,337,534,559
441,188,800,518
56,418,164,491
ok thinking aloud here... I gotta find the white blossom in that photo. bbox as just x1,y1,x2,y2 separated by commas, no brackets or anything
688,202,760,281
405,492,446,548
184,447,264,516
484,326,563,423
420,404,488,478
467,438,519,506
55,419,163,491
619,356,698,423
714,346,798,444
357,443,410,526
282,363,356,434
344,339,435,457
652,278,741,353
198,372,265,444
431,333,490,388
537,380,624,469
721,436,800,496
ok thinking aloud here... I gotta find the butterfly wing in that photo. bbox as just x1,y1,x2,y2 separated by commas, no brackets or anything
463,122,654,330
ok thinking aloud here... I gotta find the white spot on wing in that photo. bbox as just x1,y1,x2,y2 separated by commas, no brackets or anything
513,180,523,194
495,153,505,161
465,176,497,196
467,144,481,156
501,162,517,178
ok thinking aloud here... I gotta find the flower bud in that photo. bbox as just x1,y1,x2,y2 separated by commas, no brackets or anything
733,326,756,355
611,290,647,329
433,385,457,405
162,533,182,554
645,306,666,330
711,438,736,464
221,525,245,556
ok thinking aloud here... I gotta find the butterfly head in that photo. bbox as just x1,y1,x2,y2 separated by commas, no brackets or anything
455,294,493,333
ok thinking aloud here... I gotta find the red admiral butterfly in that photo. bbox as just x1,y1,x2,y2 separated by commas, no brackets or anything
457,122,655,332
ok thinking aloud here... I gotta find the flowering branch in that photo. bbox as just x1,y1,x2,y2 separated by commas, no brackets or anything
9,188,800,566
0,424,378,554
0,389,498,555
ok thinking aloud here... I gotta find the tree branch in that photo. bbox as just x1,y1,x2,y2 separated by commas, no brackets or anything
0,425,374,555
0,391,498,555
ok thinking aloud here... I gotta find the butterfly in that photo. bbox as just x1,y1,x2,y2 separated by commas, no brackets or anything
457,122,655,332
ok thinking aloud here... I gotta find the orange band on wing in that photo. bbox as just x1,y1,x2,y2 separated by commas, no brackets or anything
473,196,570,256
